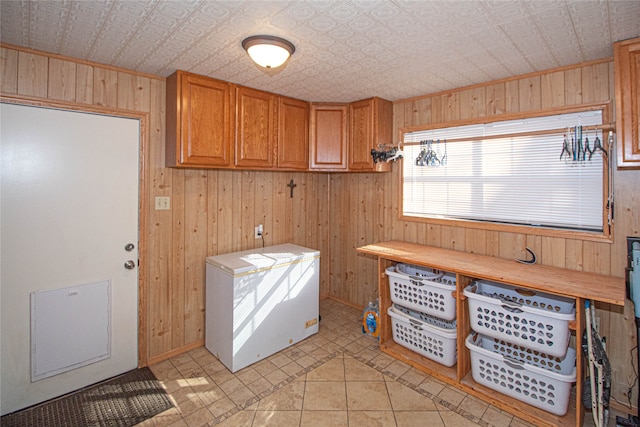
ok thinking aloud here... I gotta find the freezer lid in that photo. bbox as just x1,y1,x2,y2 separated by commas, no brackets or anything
206,243,319,275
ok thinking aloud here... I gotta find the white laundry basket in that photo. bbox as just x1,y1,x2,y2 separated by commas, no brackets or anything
386,264,457,320
387,304,457,367
465,333,576,416
463,280,575,357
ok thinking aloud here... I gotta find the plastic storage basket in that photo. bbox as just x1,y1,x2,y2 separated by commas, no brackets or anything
386,264,457,320
387,303,457,367
465,333,576,416
463,280,575,357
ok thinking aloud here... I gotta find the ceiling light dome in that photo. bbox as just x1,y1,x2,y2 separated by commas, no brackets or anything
242,35,295,69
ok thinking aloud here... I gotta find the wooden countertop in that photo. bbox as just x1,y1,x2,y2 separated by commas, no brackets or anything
357,240,626,306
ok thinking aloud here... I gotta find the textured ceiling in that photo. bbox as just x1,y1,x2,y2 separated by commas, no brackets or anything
1,0,639,103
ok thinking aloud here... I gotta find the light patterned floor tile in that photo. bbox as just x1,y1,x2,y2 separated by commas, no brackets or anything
142,299,596,427
303,381,347,411
346,381,392,411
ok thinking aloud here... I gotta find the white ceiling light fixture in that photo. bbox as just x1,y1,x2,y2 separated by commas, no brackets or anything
242,35,295,69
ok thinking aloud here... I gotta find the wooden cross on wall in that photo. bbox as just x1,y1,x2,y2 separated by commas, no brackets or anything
287,179,297,198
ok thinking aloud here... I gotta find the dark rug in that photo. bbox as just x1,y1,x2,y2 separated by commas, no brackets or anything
1,367,174,427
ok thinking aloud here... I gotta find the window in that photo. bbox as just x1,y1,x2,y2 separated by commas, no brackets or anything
402,110,610,236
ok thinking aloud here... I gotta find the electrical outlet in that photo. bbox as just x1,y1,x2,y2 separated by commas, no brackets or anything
255,224,263,239
594,316,600,333
155,196,170,210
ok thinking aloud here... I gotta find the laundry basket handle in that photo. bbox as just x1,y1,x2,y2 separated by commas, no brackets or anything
409,271,444,285
503,356,525,370
501,301,524,313
408,318,424,330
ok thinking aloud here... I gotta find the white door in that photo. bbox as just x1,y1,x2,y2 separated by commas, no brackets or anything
0,103,140,415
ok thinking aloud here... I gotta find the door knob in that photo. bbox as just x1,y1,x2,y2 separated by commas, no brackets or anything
125,243,135,252
124,260,136,270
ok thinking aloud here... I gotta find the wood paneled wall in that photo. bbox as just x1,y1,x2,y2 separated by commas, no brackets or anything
2,44,638,409
328,58,640,408
0,45,331,367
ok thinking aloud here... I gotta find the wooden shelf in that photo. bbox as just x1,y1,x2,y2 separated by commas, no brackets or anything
358,240,625,305
358,240,624,427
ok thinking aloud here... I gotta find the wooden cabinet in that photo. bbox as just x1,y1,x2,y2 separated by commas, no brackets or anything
309,103,348,170
357,241,625,427
348,97,393,171
166,70,391,173
310,97,393,172
278,96,309,170
235,86,277,169
166,70,234,168
614,37,640,169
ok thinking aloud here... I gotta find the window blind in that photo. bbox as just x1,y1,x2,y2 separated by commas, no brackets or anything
402,111,605,232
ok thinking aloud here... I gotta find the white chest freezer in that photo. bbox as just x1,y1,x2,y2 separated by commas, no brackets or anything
205,243,320,372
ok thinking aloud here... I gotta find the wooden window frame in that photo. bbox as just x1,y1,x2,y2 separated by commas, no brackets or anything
398,102,614,243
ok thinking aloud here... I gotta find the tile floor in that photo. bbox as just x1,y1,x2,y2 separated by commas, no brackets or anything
142,299,613,427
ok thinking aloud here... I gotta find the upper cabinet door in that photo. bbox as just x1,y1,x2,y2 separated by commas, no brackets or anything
235,86,277,169
348,97,393,171
166,71,234,168
309,104,348,171
614,37,640,169
278,96,309,170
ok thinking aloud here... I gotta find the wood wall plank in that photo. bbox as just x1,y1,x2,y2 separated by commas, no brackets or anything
17,51,48,97
75,63,93,104
540,236,566,268
93,67,118,108
47,58,76,102
541,71,564,109
148,78,172,357
1,47,19,93
485,231,501,258
256,171,271,247
486,82,506,116
442,93,459,122
564,239,584,271
306,173,320,250
459,87,486,119
206,172,219,256
583,241,611,275
426,223,441,247
565,68,582,105
608,300,637,403
465,228,487,255
431,94,444,123
117,72,151,112
441,225,466,252
319,174,330,295
582,62,610,103
240,171,256,249
518,76,541,112
412,97,432,126
171,169,186,349
215,170,233,253
505,79,519,113
183,170,208,344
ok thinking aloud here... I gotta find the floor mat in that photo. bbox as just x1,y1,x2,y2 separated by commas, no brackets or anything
1,367,174,427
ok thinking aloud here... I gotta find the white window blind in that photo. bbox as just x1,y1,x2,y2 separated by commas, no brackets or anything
402,111,605,232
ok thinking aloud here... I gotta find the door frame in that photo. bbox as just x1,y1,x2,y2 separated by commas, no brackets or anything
1,94,150,367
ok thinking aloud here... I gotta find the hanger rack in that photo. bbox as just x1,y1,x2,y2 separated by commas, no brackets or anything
402,123,615,147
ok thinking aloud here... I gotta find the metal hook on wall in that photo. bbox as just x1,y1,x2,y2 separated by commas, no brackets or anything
515,247,537,265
